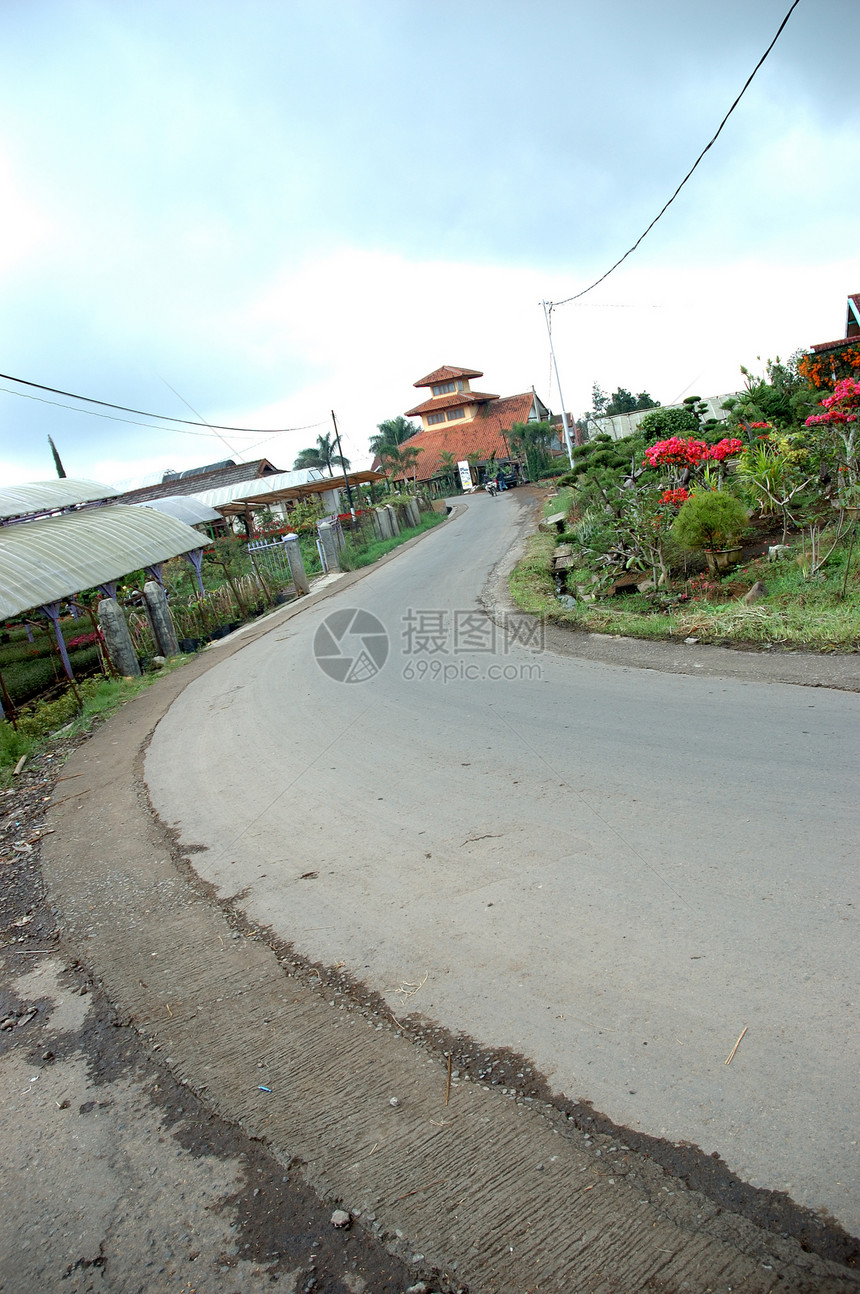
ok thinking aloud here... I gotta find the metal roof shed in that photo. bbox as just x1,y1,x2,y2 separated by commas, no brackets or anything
0,478,119,523
0,504,210,696
0,504,207,620
134,494,222,527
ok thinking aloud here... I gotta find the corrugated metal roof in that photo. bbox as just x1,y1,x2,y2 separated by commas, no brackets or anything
0,479,119,521
0,505,207,620
192,467,327,509
136,495,221,525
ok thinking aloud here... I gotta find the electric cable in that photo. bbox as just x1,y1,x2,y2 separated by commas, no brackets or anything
0,384,277,438
549,0,801,309
0,369,326,435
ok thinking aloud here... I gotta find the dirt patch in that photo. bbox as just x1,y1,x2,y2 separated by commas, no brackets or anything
0,751,458,1294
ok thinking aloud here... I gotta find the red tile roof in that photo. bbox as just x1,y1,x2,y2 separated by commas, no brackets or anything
393,392,539,480
404,390,499,417
412,364,484,388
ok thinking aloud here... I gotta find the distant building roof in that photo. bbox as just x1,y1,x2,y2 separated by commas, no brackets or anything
191,467,328,510
413,365,484,388
115,458,281,506
135,495,222,526
162,459,236,481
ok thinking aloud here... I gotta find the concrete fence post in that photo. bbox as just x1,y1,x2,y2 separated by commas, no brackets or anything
385,505,400,536
317,521,342,573
143,580,179,657
282,534,310,594
98,597,141,677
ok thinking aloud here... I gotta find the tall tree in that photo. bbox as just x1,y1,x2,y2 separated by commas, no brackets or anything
509,421,557,480
48,435,67,478
369,415,418,462
293,432,350,476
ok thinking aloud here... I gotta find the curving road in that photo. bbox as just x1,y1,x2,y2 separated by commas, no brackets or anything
146,492,860,1235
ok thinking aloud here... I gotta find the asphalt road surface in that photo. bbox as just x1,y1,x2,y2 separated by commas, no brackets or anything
145,491,860,1243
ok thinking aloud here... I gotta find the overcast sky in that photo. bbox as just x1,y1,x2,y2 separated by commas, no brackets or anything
0,0,857,488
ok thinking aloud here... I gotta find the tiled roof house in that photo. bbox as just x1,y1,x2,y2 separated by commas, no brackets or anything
393,366,550,481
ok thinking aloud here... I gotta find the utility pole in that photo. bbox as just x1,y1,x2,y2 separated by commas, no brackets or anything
542,300,578,462
330,410,354,512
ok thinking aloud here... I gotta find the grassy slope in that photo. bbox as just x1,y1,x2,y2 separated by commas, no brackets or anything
510,530,860,651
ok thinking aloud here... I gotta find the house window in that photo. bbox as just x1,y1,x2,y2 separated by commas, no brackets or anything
427,411,446,425
432,381,457,396
446,408,465,421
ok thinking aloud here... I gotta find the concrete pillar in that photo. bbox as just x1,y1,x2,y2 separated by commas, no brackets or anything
317,520,342,573
98,598,141,677
375,507,392,539
406,498,421,528
143,580,179,657
385,505,400,536
282,534,310,594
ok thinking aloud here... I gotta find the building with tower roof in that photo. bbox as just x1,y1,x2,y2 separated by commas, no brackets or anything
394,365,552,486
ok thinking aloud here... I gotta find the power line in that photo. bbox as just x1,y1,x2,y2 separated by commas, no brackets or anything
0,369,325,435
0,384,280,438
549,0,802,310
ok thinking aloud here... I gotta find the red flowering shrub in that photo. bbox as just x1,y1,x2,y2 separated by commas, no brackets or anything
660,487,690,506
644,437,709,467
644,436,743,468
805,377,860,427
67,631,101,650
706,437,744,461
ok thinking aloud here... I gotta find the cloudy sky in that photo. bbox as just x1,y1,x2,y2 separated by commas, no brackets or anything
0,0,857,489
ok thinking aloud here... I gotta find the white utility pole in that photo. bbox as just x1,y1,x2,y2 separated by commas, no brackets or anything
542,300,576,465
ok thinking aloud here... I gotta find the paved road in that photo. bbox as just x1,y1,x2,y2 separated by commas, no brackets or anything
146,492,859,1236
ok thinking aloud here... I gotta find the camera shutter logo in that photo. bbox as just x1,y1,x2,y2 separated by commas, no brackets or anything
313,608,389,683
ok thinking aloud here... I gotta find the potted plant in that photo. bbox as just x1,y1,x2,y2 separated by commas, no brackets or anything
672,489,749,573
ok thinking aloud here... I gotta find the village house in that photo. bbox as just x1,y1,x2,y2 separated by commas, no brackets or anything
393,365,552,488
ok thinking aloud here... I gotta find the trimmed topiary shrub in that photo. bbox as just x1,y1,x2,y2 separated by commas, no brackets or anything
672,489,750,552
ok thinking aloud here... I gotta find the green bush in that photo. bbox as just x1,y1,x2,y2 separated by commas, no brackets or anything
673,490,749,552
639,406,700,439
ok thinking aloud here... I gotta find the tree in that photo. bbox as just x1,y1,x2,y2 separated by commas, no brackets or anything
509,421,558,480
606,388,638,416
293,433,350,476
591,385,659,417
48,435,67,478
591,384,609,417
369,416,418,461
721,355,816,434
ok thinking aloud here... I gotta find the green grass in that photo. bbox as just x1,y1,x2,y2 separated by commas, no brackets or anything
509,532,860,651
509,533,558,615
338,511,446,570
543,488,573,518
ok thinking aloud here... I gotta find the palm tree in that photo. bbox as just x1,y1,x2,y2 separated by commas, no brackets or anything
369,416,418,462
293,432,350,476
509,421,557,480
